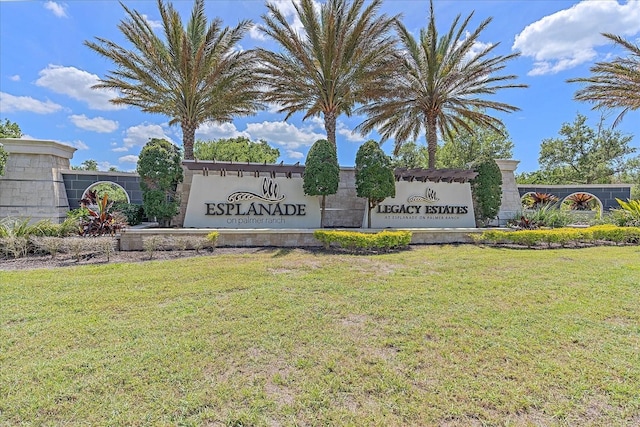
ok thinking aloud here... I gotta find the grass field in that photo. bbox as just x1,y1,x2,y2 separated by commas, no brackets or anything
1,245,639,426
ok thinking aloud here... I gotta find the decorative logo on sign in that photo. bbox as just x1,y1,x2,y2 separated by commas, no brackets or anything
407,187,439,203
227,177,286,203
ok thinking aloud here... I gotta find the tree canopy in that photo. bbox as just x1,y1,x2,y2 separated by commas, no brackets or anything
194,137,279,163
569,33,640,127
137,138,183,226
258,0,398,150
0,119,22,139
534,113,636,185
355,140,395,228
85,0,262,160
356,0,526,169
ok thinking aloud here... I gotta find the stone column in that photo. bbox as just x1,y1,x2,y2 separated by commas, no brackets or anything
494,159,521,226
0,138,76,223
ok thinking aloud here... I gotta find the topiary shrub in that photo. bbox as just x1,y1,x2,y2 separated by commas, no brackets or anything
355,140,396,228
313,230,411,252
303,139,339,228
471,157,502,227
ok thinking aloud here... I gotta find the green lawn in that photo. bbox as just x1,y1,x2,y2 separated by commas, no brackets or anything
1,246,639,426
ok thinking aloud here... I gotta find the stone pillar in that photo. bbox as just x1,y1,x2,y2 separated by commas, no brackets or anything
0,138,76,223
324,168,366,228
494,159,521,226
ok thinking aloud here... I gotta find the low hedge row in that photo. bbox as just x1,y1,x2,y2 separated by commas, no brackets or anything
313,230,412,252
474,225,640,248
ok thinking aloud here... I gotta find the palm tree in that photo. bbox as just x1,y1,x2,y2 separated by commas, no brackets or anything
85,0,262,160
257,0,398,150
356,0,526,169
569,33,640,127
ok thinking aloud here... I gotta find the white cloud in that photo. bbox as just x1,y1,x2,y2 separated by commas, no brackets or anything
35,64,125,110
118,155,139,164
69,140,89,150
245,120,325,151
122,123,173,149
142,14,162,30
265,0,321,36
249,24,267,41
44,1,67,18
111,146,129,153
195,121,250,140
337,121,366,143
69,114,118,133
513,0,640,76
287,150,304,160
0,92,63,114
9,75,20,82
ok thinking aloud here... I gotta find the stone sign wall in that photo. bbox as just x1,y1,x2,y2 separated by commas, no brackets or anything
368,181,476,228
184,175,321,228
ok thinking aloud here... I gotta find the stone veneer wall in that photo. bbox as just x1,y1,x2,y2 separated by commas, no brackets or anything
0,139,76,223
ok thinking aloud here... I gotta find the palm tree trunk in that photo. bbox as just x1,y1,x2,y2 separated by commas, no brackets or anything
324,111,337,149
320,194,326,228
181,121,197,160
426,115,438,169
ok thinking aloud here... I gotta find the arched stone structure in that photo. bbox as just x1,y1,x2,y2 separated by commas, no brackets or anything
62,171,142,209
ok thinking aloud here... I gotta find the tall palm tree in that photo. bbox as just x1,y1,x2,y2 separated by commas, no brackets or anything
356,0,526,169
569,33,640,127
257,0,398,150
85,0,262,160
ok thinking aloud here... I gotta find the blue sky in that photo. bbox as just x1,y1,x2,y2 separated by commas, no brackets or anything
1,0,639,173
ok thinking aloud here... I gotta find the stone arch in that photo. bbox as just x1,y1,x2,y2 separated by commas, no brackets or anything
82,181,131,204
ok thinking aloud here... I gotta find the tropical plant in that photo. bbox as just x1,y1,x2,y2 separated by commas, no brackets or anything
257,0,398,150
112,203,144,226
85,0,262,160
194,137,280,163
137,138,183,227
523,192,559,209
355,140,396,228
303,139,339,228
470,157,502,226
565,193,596,211
569,33,640,127
356,0,526,169
78,190,127,236
610,198,640,227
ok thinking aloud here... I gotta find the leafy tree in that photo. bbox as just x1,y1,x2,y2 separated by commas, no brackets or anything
72,159,99,171
0,119,21,175
136,138,183,227
355,140,395,228
85,0,261,160
0,118,22,138
537,114,636,184
356,0,526,169
258,0,398,150
390,141,429,169
471,157,502,226
303,139,339,228
437,121,514,169
569,33,640,127
0,144,7,176
90,182,129,204
194,137,280,163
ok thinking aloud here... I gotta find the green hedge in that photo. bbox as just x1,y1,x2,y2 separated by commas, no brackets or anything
313,230,412,252
474,225,640,248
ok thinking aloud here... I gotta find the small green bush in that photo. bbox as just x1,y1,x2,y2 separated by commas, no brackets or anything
474,225,640,248
314,230,411,252
113,203,144,226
